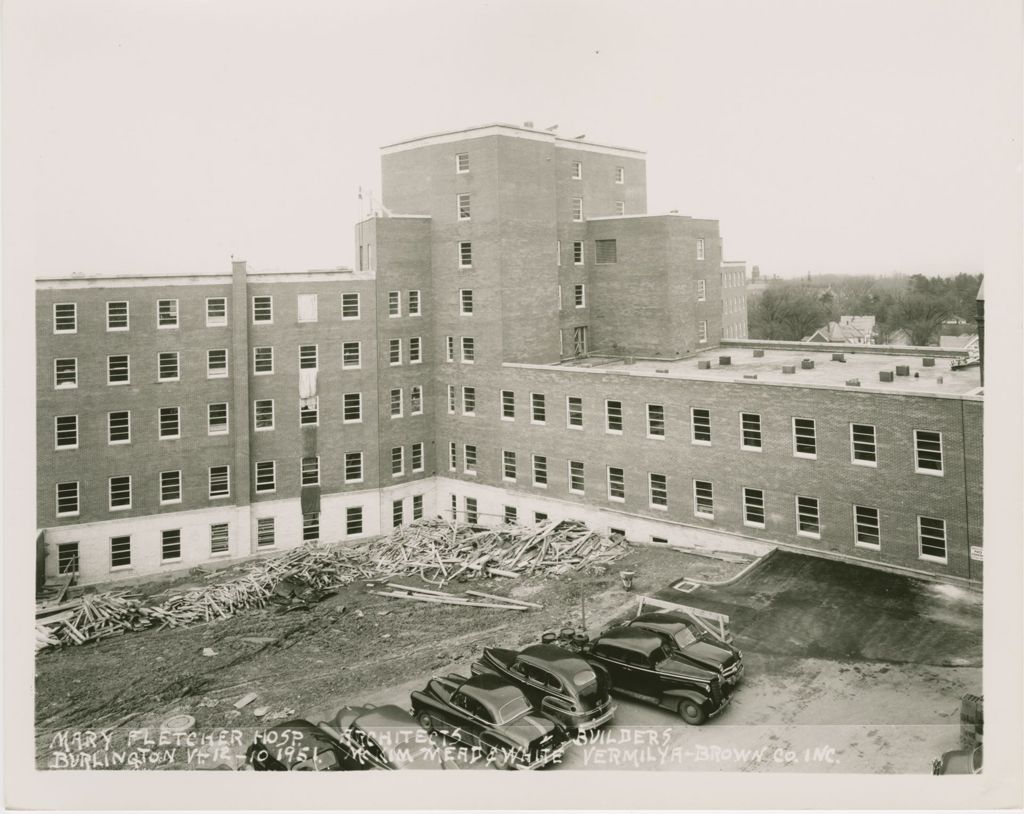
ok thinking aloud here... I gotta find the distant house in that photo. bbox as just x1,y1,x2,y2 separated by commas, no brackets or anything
939,334,979,351
803,315,876,344
882,328,914,347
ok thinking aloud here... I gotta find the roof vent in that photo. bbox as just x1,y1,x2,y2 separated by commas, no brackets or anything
832,352,846,362
895,365,910,376
752,349,765,358
697,360,712,370
655,368,669,374
801,359,815,370
743,374,758,380
879,370,894,382
523,121,534,129
782,365,796,374
719,356,731,366
846,378,861,387
923,357,936,367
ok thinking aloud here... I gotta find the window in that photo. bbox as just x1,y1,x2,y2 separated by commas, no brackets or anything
412,494,424,520
647,404,665,438
160,529,182,561
342,341,361,369
388,291,401,317
108,355,130,385
254,399,275,431
299,511,319,542
569,460,585,494
796,496,820,537
57,542,80,575
854,505,880,549
503,450,517,481
456,152,469,173
595,239,617,264
444,336,455,362
462,386,476,416
460,289,474,315
203,402,227,436
299,396,318,425
465,497,478,525
209,465,230,498
463,444,477,475
740,413,762,450
296,293,318,323
301,456,320,486
392,499,404,529
160,470,182,504
449,441,458,471
257,517,275,548
457,193,471,220
412,442,424,473
691,407,711,444
447,385,457,414
743,487,765,527
607,467,625,501
391,446,404,477
615,166,625,184
461,337,475,363
56,482,79,517
694,480,714,518
534,512,549,523
793,418,817,458
210,523,230,555
299,344,318,369
346,506,364,536
157,299,179,328
255,461,276,493
571,160,582,179
206,297,227,326
572,197,583,221
697,238,706,260
649,473,668,509
459,241,473,268
252,296,272,323
914,430,943,475
533,455,548,487
615,201,625,215
109,475,132,510
53,303,77,333
918,516,947,562
501,390,515,420
344,452,363,483
253,346,274,374
110,536,132,569
696,280,706,302
574,284,585,308
159,406,181,439
341,292,360,320
107,301,129,331
573,241,584,265
390,388,404,418
55,415,78,449
531,393,546,424
567,396,583,428
698,321,708,343
207,349,228,378
108,410,131,444
409,290,421,316
389,338,402,365
54,358,78,389
410,385,423,415
158,352,180,381
850,423,877,465
504,506,518,524
606,400,623,434
343,393,362,423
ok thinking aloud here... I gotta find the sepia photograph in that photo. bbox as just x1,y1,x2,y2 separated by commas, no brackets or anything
4,0,1021,810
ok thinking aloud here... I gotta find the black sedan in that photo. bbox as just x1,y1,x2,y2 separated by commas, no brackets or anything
471,643,615,733
410,672,571,770
317,704,447,770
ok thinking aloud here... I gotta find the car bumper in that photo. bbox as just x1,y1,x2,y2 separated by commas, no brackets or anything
708,693,733,719
574,705,616,733
515,742,568,770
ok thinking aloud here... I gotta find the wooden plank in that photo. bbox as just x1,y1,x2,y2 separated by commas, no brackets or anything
464,590,542,608
385,582,459,598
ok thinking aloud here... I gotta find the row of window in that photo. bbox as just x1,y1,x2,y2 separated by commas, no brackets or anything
443,336,476,363
386,290,422,318
454,151,627,185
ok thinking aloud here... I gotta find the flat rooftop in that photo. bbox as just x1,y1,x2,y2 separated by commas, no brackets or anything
557,345,981,397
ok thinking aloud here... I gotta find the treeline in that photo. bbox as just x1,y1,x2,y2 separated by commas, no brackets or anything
747,273,982,344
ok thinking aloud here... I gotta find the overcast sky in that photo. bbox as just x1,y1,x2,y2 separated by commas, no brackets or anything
3,0,1019,278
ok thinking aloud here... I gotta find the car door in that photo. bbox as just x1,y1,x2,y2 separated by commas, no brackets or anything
592,642,632,690
510,660,543,707
626,650,663,699
449,692,485,748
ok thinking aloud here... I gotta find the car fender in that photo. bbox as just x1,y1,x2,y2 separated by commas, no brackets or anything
660,688,711,710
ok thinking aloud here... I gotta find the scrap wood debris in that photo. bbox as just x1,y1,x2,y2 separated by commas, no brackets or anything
35,518,627,651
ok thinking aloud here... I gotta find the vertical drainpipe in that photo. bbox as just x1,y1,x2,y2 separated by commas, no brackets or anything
231,260,254,553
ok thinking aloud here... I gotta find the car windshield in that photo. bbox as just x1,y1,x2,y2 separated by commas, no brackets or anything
672,623,701,649
495,695,531,724
572,669,598,692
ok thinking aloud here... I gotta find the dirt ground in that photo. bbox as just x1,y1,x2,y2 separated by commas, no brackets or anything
35,543,741,768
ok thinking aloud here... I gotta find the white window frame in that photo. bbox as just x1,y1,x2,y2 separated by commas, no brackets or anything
390,387,403,419
456,152,469,173
646,403,665,439
158,351,180,382
54,415,79,450
795,495,821,539
501,390,515,422
615,166,625,184
341,292,361,320
251,296,273,324
573,241,584,265
388,290,401,318
207,402,229,436
461,337,475,364
605,400,623,435
53,303,78,334
447,385,456,415
301,455,320,487
108,475,132,511
206,297,228,327
648,473,668,510
210,523,230,556
606,466,625,502
54,358,78,389
445,336,455,363
462,386,476,416
742,487,766,528
792,417,817,460
567,396,584,429
256,517,276,548
110,536,132,570
253,346,274,375
571,160,582,180
853,505,881,550
207,349,229,379
917,516,948,564
344,451,364,484
389,338,402,366
159,406,181,440
502,450,517,483
392,446,405,478
253,399,275,431
346,506,364,536
409,290,421,316
108,410,131,445
850,423,878,467
574,284,586,309
160,470,183,506
532,454,548,488
457,193,471,220
342,393,362,424
411,442,425,473
299,344,318,370
411,385,424,416
107,355,131,386
460,289,474,316
462,444,476,476
157,298,180,329
914,430,944,476
55,481,80,518
254,461,277,494
696,279,706,302
697,238,706,260
615,201,625,215
342,341,361,370
698,320,708,344
459,241,473,269
531,393,546,425
693,480,714,519
299,395,319,427
208,465,231,499
691,407,711,445
572,197,583,222
106,300,130,332
568,460,585,495
740,412,762,451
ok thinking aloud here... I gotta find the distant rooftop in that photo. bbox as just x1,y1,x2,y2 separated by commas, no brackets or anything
380,123,645,158
550,344,982,397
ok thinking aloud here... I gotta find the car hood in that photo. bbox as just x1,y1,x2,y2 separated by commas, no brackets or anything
680,639,737,671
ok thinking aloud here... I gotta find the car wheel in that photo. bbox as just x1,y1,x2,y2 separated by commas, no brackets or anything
490,747,514,771
679,700,707,726
418,713,435,732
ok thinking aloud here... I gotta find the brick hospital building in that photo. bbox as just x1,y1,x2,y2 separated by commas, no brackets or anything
36,124,983,588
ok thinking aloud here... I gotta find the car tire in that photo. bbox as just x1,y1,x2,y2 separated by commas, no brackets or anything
679,700,707,726
418,713,435,732
490,746,514,771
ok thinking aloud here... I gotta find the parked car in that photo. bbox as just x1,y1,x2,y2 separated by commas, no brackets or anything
932,745,982,775
410,672,571,770
617,611,744,689
575,626,733,724
245,719,366,771
317,704,447,770
471,643,615,732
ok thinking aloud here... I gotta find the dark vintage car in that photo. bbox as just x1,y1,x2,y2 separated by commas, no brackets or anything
932,745,982,775
317,704,447,770
410,672,571,770
245,719,366,771
470,643,615,732
618,611,744,689
578,627,734,724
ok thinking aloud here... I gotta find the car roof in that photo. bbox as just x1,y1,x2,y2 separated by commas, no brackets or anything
518,644,591,676
355,705,417,731
633,611,698,629
459,673,528,712
596,627,665,655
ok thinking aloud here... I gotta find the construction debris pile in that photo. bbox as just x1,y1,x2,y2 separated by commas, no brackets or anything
36,519,628,651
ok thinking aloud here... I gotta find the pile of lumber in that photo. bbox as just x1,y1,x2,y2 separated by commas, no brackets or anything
357,518,627,585
35,591,149,650
374,582,543,611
